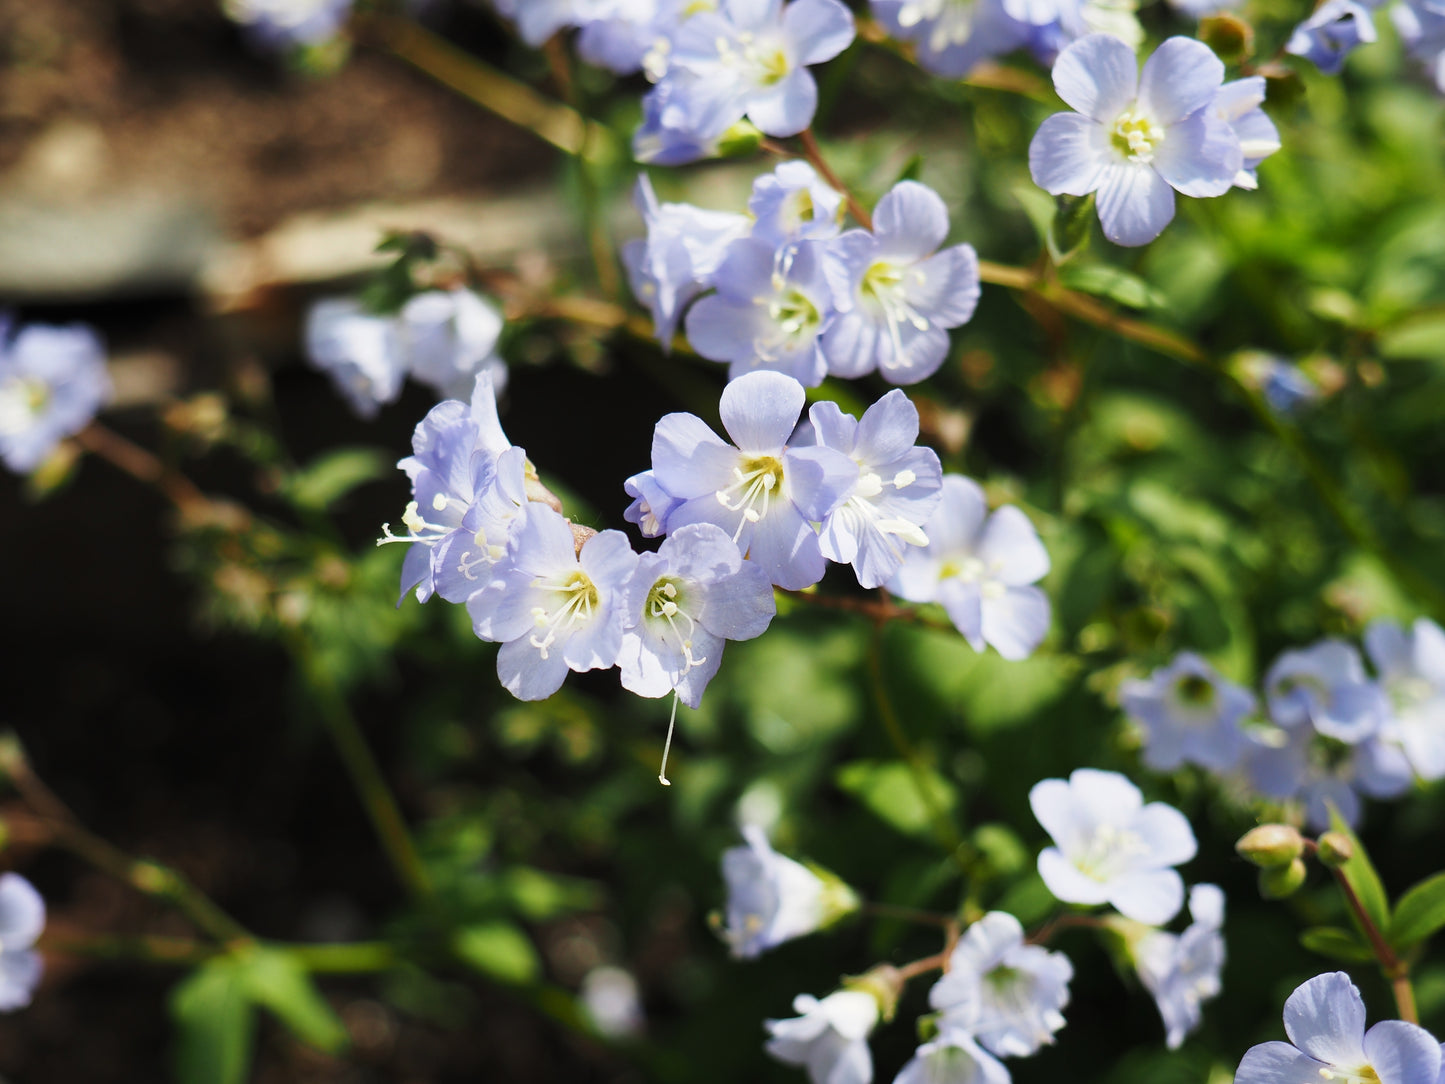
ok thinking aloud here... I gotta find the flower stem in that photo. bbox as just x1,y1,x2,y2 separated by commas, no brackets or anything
41,932,398,973
799,129,873,229
895,950,949,982
1025,910,1106,946
779,587,953,632
73,423,214,519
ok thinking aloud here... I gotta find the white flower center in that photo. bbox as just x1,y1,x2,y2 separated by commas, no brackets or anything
528,569,600,660
862,259,933,369
645,577,709,674
1111,108,1165,164
0,375,49,436
1317,1068,1382,1083
1072,823,1149,882
715,454,783,542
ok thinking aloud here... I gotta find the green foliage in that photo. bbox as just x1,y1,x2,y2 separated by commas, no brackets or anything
1326,807,1392,940
835,759,959,841
1299,926,1375,964
1390,873,1445,951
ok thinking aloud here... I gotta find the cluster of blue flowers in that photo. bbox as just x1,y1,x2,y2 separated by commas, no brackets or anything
0,315,110,476
1287,0,1445,92
1122,618,1445,829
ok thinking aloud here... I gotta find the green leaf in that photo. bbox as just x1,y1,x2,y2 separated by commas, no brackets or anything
893,153,925,185
501,867,604,921
1059,263,1166,310
452,921,541,986
1300,926,1376,963
1327,805,1391,939
283,448,390,512
835,759,958,840
170,962,257,1084
238,950,349,1054
1378,313,1445,362
1390,872,1445,950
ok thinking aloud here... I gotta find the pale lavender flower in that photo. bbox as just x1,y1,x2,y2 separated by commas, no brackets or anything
894,1030,1011,1084
1134,883,1225,1050
623,468,682,538
305,299,404,419
1030,768,1197,925
887,476,1050,660
766,989,878,1084
0,318,111,474
491,0,608,46
1215,77,1281,190
749,161,844,249
810,390,942,589
1366,617,1445,781
467,504,639,701
576,0,673,74
1242,724,1413,830
1256,358,1320,415
721,825,859,959
821,181,981,384
1029,34,1242,246
632,71,743,165
0,873,45,1012
645,371,856,589
398,288,508,403
1393,0,1445,94
1286,0,1379,74
1234,972,1441,1084
1120,652,1255,773
223,0,353,48
929,911,1073,1057
623,175,750,348
1167,0,1243,16
871,0,1034,78
686,238,834,386
1265,640,1389,744
619,523,776,707
668,0,856,139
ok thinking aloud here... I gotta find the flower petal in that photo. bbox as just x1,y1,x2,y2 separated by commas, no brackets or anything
1096,161,1176,246
1283,972,1370,1069
1137,36,1224,125
720,370,806,452
1030,111,1111,196
1052,33,1140,123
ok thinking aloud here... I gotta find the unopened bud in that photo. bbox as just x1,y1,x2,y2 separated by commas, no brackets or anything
1236,824,1304,868
1316,832,1354,867
1259,857,1308,899
842,964,903,1023
716,119,764,158
1199,13,1254,63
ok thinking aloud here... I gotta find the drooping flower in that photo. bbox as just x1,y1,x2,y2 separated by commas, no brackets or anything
1285,0,1380,75
720,825,859,958
1366,617,1445,782
765,988,879,1084
1028,34,1243,246
821,181,981,384
467,504,639,701
645,371,856,589
893,1029,1012,1084
0,317,111,474
305,299,406,419
0,873,45,1011
622,174,751,348
870,0,1034,79
929,911,1073,1057
222,0,354,49
685,238,835,386
1133,883,1225,1050
1234,972,1441,1084
398,288,508,403
749,160,844,249
619,523,777,707
1213,77,1281,191
1029,768,1197,925
1120,652,1255,773
1265,640,1388,744
623,468,682,538
810,390,943,589
888,476,1051,660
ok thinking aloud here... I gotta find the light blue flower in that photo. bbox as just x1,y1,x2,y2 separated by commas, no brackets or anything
686,238,835,386
622,174,750,347
1366,617,1445,781
399,288,508,403
749,161,844,249
1393,0,1445,94
619,523,776,707
1286,0,1380,74
888,476,1050,660
870,0,1033,79
646,370,857,589
821,181,981,384
1242,722,1413,830
1134,883,1224,1050
0,873,44,1012
1235,972,1441,1084
622,468,681,538
467,504,639,701
305,299,405,418
223,0,354,49
632,71,743,165
491,0,607,47
1265,640,1388,744
1029,34,1243,246
1215,77,1281,190
0,317,111,474
576,0,675,74
1120,652,1255,773
929,911,1073,1058
766,989,878,1084
810,390,943,589
1030,768,1197,925
894,1029,1012,1084
720,825,858,959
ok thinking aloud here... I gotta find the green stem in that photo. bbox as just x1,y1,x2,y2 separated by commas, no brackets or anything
283,631,433,901
42,933,399,974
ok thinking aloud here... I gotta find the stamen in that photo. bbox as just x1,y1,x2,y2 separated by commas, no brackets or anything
659,691,680,786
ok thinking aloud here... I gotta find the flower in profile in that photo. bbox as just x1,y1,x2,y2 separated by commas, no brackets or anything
619,523,777,707
1028,34,1243,246
0,317,111,475
1366,617,1445,782
765,988,878,1084
1393,0,1445,94
870,0,1034,79
1029,768,1197,925
467,504,639,701
929,911,1073,1057
622,175,750,348
1120,652,1255,773
1285,0,1379,74
821,181,981,384
622,468,682,538
398,288,508,403
645,371,856,589
223,0,353,49
1213,77,1281,191
888,476,1051,660
1133,883,1225,1049
306,299,405,419
1234,971,1441,1084
810,390,943,590
749,160,844,249
720,825,859,958
0,873,45,1011
894,1029,1012,1084
1265,640,1388,744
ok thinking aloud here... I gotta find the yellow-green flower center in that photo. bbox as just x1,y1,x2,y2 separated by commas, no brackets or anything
1111,109,1163,163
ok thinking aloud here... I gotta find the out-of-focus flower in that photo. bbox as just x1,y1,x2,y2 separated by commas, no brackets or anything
1214,77,1282,190
1286,0,1380,74
1120,652,1255,773
223,0,354,49
0,873,45,1012
0,317,111,475
579,965,645,1039
1366,617,1445,781
1265,640,1388,744
1393,0,1445,94
1134,883,1225,1050
766,988,879,1084
893,1029,1012,1084
719,825,858,958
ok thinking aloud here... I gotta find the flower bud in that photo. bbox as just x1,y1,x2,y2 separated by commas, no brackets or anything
716,120,764,159
1316,832,1354,867
1236,824,1305,868
1199,14,1254,63
1259,857,1308,899
842,964,903,1023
